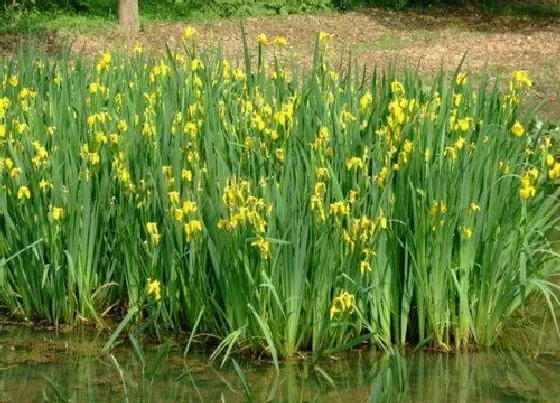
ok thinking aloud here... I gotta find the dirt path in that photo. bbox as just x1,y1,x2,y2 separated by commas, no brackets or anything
1,8,559,115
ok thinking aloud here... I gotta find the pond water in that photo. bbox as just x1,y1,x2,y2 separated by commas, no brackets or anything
0,327,559,402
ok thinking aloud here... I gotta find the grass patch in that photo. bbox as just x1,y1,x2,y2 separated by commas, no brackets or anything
480,1,560,19
0,8,115,34
0,0,335,34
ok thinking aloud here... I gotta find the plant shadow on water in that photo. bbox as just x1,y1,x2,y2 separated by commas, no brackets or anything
0,328,559,402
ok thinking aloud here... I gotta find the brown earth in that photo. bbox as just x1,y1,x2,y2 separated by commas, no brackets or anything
1,8,559,116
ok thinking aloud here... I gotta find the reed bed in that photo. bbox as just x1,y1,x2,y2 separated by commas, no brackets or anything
0,28,558,361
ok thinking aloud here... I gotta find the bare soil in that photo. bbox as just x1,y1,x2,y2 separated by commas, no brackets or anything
0,8,559,116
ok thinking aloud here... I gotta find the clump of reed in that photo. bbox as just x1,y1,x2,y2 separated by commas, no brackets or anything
0,28,558,362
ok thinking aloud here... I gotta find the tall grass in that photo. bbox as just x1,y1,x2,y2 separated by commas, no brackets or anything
0,30,558,358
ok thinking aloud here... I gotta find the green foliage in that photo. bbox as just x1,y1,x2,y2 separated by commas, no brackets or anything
0,34,558,358
203,0,332,16
0,0,336,33
2,0,559,34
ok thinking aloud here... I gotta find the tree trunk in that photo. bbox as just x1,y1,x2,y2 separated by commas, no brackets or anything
118,0,139,33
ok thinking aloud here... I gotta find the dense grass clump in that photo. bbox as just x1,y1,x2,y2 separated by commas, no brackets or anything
0,29,558,360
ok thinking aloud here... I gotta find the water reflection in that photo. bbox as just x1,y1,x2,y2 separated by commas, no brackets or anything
0,328,558,402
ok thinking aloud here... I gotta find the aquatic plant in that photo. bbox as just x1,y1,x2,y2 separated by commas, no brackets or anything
0,27,558,360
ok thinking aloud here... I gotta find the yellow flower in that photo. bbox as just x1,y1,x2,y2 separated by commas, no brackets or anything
388,101,405,127
174,208,184,221
16,123,28,134
274,148,285,163
189,59,203,73
341,109,356,127
95,52,112,72
182,201,198,215
461,226,473,239
528,167,538,179
101,52,111,65
346,156,365,171
257,33,268,46
184,220,203,241
548,162,560,180
183,26,197,40
469,202,480,213
314,182,326,195
403,139,413,154
51,207,64,221
455,117,472,132
274,111,287,127
118,120,128,133
444,146,457,162
251,237,271,259
511,121,524,137
133,42,143,55
88,153,100,165
184,122,197,137
217,218,234,231
109,133,120,144
182,169,193,182
374,166,389,188
10,167,21,178
330,201,350,218
142,122,156,137
360,91,373,112
0,124,5,137
95,132,108,144
456,72,468,85
17,185,31,200
147,278,161,301
379,210,388,230
311,198,326,222
9,74,18,87
232,68,246,81
272,36,287,47
318,31,332,44
519,186,535,199
329,304,341,320
329,290,355,319
390,80,404,94
454,136,465,150
39,179,52,192
454,94,462,107
511,70,532,88
499,160,511,174
360,260,372,275
146,222,158,235
117,167,130,183
519,169,538,200
168,191,180,204
316,167,330,180
340,291,354,309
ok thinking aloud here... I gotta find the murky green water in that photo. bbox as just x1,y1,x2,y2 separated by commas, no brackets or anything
0,328,559,402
